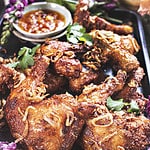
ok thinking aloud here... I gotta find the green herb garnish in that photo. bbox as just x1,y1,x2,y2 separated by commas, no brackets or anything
6,44,40,70
66,23,93,46
127,100,140,114
106,96,140,114
106,97,124,111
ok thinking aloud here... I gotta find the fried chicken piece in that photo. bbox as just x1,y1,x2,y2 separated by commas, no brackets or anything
54,56,82,78
113,67,148,112
5,55,95,150
81,109,150,150
91,30,140,72
90,30,140,55
76,69,150,150
20,93,90,150
83,30,140,71
69,68,105,94
114,67,145,100
74,67,150,150
5,55,50,141
38,39,89,78
44,68,68,94
74,0,133,34
111,48,140,72
78,70,127,105
38,39,73,57
38,39,89,58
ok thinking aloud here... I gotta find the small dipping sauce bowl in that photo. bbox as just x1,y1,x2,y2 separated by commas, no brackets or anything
13,2,72,39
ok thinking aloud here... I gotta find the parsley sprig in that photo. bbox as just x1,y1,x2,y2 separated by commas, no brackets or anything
6,44,40,70
106,97,140,114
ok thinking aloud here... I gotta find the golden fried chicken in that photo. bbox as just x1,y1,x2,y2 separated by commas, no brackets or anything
81,109,150,150
83,30,140,71
113,67,148,112
38,39,88,58
5,55,50,143
75,67,150,150
114,67,145,100
1,0,149,149
4,55,95,150
74,0,133,34
78,70,127,105
90,30,140,55
77,70,150,150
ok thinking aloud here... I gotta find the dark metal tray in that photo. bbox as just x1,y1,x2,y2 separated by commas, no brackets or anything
0,8,150,149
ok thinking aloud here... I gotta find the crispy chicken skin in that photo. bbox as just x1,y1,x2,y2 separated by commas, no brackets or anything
114,67,145,100
81,110,150,150
54,56,82,78
69,68,105,94
74,0,133,34
78,70,127,105
20,94,85,150
84,30,140,71
114,67,148,112
1,1,149,148
5,55,50,142
77,70,150,150
38,39,88,57
90,30,140,55
44,68,68,94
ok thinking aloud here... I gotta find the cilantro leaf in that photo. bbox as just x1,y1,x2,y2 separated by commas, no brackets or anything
17,49,34,69
66,23,93,46
106,97,140,114
7,44,40,70
79,33,93,46
6,61,19,68
106,97,124,111
127,100,140,114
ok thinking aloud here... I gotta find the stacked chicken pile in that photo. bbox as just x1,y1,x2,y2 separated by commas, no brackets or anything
0,0,149,149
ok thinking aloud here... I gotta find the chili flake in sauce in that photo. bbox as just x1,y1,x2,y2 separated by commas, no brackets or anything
18,9,65,34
